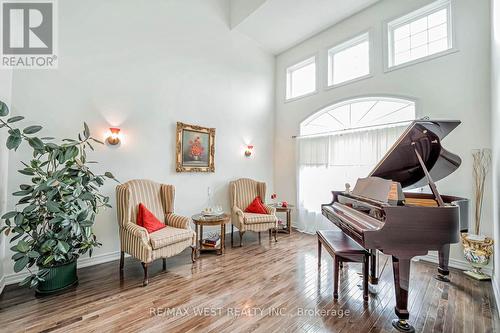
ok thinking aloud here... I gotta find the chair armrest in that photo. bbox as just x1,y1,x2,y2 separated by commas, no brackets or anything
263,204,276,215
123,222,150,244
232,206,244,217
166,213,190,229
121,222,152,262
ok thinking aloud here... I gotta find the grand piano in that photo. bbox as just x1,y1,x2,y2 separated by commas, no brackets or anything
321,119,468,333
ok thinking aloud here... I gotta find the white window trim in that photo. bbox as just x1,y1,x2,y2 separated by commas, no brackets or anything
285,55,318,102
299,95,420,137
327,31,372,89
384,0,457,72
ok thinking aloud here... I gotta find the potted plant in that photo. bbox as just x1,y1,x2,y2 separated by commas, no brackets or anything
0,100,116,294
461,148,493,280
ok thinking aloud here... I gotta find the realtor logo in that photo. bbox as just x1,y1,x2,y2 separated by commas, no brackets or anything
1,0,58,68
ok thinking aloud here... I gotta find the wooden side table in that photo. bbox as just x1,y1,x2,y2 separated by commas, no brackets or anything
192,213,230,257
269,204,294,234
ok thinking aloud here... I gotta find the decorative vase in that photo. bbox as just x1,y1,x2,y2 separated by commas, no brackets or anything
461,233,494,280
36,260,78,295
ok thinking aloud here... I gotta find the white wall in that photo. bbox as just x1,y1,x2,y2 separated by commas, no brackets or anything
491,0,500,309
0,69,12,292
3,0,275,281
230,0,267,28
274,0,492,269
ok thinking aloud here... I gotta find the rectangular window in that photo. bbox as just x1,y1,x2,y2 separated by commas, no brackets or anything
387,0,452,68
328,32,370,86
286,56,316,100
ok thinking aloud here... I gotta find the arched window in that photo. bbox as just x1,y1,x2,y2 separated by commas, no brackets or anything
296,97,416,234
300,97,415,136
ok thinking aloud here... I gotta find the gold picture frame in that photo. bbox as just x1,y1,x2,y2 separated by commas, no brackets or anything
176,122,215,172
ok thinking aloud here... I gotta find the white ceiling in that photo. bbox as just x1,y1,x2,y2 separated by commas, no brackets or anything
231,0,379,55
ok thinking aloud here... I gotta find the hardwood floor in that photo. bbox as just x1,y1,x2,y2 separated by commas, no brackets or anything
0,231,498,333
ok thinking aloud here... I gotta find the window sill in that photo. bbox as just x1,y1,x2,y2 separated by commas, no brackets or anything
284,90,318,103
384,47,459,73
326,74,373,91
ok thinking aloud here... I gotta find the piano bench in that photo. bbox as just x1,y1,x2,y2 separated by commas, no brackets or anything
317,230,369,301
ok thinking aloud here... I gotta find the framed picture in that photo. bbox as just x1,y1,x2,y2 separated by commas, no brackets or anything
176,122,215,172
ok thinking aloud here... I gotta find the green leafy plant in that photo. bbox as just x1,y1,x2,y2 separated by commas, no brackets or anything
0,100,117,288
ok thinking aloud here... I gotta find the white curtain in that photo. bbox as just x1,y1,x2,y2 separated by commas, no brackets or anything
296,126,405,234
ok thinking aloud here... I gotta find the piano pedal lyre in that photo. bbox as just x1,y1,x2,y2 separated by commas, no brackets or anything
391,319,415,333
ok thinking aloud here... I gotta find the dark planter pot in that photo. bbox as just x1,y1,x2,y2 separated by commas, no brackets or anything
36,260,78,295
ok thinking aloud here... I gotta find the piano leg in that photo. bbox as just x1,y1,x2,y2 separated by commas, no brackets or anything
436,244,451,282
391,256,415,333
369,249,378,285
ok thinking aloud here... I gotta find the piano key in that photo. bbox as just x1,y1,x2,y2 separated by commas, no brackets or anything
332,202,384,231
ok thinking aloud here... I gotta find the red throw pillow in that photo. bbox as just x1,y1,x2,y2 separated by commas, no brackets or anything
136,203,166,233
245,196,268,214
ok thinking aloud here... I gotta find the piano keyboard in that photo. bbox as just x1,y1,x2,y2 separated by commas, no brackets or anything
332,202,384,231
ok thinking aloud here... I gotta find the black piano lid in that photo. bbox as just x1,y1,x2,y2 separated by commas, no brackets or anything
369,120,462,189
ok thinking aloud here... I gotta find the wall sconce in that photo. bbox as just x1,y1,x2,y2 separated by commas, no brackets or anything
106,127,121,145
244,145,254,157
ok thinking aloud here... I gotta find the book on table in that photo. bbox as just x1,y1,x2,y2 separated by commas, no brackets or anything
202,235,221,247
202,241,220,248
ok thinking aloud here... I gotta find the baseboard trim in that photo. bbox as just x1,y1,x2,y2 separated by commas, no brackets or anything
4,251,122,286
79,251,122,268
416,253,493,276
0,274,5,295
492,275,500,317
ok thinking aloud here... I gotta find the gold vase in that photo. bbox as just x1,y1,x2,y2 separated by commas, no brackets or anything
461,233,494,280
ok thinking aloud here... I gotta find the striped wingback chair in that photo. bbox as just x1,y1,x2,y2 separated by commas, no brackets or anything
229,178,278,246
116,179,195,286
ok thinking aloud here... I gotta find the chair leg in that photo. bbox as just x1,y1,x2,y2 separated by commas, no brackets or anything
274,228,278,242
231,224,234,248
141,262,149,287
333,256,340,299
162,258,167,271
191,246,196,263
318,240,322,268
363,254,369,301
119,251,124,271
268,229,272,238
239,231,245,247
258,232,261,244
